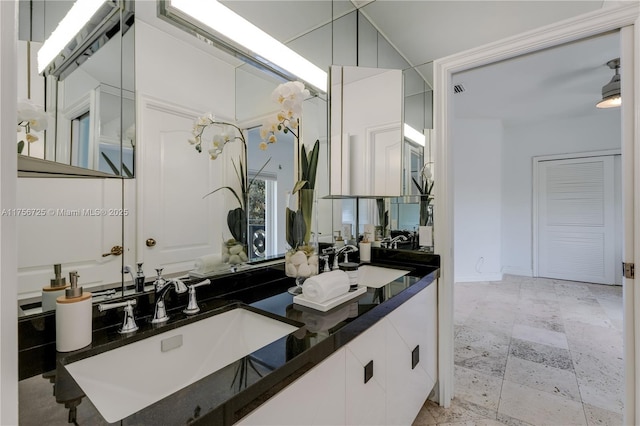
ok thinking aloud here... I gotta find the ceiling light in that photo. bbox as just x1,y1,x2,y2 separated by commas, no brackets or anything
404,123,425,146
37,0,107,74
596,58,621,109
169,0,327,92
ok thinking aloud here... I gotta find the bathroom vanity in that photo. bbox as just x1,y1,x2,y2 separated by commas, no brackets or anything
18,251,439,425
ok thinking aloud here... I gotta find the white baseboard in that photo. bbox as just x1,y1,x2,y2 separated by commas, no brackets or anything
501,267,533,277
454,272,503,283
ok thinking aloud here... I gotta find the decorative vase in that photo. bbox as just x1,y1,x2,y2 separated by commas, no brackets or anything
221,239,248,266
284,188,318,294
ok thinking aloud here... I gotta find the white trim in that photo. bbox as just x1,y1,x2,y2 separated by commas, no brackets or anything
434,2,640,410
455,273,503,283
501,267,533,277
620,23,640,424
0,1,19,424
532,150,621,279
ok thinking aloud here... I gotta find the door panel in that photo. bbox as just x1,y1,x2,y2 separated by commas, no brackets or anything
538,156,615,284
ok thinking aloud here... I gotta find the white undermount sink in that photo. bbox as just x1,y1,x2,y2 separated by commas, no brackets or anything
358,265,410,288
65,307,298,423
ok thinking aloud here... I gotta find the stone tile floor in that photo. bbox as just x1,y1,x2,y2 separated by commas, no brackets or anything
413,275,624,426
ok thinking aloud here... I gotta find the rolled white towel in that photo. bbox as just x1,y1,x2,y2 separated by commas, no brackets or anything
302,270,350,303
301,304,351,333
193,254,222,274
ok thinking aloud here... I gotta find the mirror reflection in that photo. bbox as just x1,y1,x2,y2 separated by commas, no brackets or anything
330,65,404,198
17,0,434,318
17,0,134,176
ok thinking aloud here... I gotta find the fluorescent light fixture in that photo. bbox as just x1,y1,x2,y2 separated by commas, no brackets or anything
404,123,425,146
37,0,107,73
170,0,327,92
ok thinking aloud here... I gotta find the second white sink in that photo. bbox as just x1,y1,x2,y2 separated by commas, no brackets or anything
358,265,410,288
65,307,298,423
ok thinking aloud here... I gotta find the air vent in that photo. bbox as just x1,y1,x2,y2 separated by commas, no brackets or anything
453,83,466,94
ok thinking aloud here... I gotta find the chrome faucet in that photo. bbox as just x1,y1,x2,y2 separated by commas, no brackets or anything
389,235,408,249
183,279,211,315
333,244,358,269
99,299,138,334
151,278,188,324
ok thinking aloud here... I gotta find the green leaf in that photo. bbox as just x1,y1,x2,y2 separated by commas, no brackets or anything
17,141,24,154
299,189,314,244
306,140,319,190
203,186,243,209
227,207,247,243
122,162,134,178
285,207,296,247
412,177,424,194
101,152,121,176
300,144,309,182
291,180,308,194
292,209,307,248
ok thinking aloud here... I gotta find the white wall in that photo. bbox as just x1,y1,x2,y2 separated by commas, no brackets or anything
501,112,622,278
1,1,18,423
453,119,503,282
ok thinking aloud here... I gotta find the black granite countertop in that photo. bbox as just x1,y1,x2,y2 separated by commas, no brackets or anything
20,250,439,425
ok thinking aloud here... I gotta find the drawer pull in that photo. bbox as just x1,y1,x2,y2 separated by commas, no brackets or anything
364,360,374,384
412,345,420,369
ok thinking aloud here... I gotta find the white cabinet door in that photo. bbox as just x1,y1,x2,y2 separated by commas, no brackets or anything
386,285,437,425
236,349,346,426
345,319,387,425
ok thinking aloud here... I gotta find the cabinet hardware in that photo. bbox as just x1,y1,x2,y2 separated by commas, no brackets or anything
146,238,157,247
412,345,420,369
623,262,635,279
102,245,123,257
364,360,374,384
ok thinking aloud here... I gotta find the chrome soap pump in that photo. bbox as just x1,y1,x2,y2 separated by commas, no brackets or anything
135,262,145,293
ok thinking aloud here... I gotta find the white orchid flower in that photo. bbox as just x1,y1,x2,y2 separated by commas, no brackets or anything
259,141,268,151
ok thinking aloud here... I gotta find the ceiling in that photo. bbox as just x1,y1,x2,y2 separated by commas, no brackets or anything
218,1,624,125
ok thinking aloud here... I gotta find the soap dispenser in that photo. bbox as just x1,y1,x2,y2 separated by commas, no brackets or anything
359,232,372,263
135,262,146,293
41,264,68,312
55,271,92,352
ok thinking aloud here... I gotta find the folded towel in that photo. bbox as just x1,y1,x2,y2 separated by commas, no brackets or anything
193,254,222,275
302,270,350,303
301,303,351,332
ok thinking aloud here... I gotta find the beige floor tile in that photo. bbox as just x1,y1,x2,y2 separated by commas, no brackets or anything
503,356,581,402
511,324,569,349
583,403,623,426
498,380,587,426
418,398,497,425
455,366,503,411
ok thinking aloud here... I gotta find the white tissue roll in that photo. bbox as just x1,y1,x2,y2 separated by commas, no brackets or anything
302,270,350,303
194,254,222,274
359,241,371,262
419,225,433,247
42,286,66,312
56,293,92,352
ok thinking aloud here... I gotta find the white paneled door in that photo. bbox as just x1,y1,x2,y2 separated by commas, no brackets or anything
138,96,223,274
537,156,615,284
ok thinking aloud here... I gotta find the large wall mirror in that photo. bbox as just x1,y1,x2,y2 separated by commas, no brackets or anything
16,0,433,318
17,0,135,177
17,0,135,315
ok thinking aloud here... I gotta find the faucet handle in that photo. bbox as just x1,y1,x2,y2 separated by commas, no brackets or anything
183,279,211,315
98,299,138,334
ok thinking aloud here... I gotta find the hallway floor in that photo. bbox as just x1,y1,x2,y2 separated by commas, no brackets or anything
413,275,624,426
